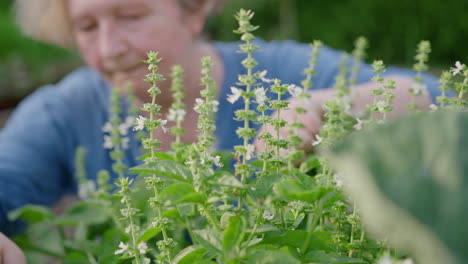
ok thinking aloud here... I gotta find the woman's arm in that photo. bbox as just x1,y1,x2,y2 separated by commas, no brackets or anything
0,232,27,264
253,75,431,152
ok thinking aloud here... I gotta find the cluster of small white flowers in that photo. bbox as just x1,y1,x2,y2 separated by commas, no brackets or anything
133,116,168,133
312,134,323,146
450,61,465,76
353,118,363,130
194,98,204,112
262,210,275,220
227,86,242,104
133,115,147,131
194,98,219,113
212,100,220,112
158,119,169,133
254,87,268,106
102,116,134,150
245,144,255,160
333,173,344,188
114,241,148,256
167,109,186,122
114,241,129,255
376,100,386,113
287,84,303,98
200,155,224,167
259,70,272,83
410,82,428,95
137,241,148,254
429,104,438,112
78,180,96,200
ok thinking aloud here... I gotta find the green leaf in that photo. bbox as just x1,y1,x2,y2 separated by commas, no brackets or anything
178,192,207,204
210,172,244,188
172,245,207,264
138,227,161,243
64,251,88,264
162,182,196,202
254,173,282,198
245,225,279,235
222,215,244,253
7,205,52,224
192,229,222,256
299,155,321,174
260,230,332,252
130,160,192,182
53,202,108,226
274,180,333,203
326,111,468,264
246,249,301,264
304,250,367,263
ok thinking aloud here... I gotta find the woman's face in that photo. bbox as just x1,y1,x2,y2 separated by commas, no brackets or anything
68,0,204,91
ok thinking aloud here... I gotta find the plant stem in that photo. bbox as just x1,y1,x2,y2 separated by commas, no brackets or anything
301,206,321,254
204,205,221,232
244,209,262,246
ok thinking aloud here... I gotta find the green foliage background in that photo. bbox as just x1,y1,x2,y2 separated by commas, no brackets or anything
1,0,467,101
210,0,467,66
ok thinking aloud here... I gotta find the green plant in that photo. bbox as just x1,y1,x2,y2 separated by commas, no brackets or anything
8,8,467,264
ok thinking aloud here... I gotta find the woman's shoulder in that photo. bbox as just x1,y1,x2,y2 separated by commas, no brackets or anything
5,67,109,131
17,67,108,111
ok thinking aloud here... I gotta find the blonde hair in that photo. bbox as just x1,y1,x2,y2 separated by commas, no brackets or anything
14,0,225,49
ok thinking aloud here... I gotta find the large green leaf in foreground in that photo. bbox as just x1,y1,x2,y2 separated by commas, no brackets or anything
325,111,468,264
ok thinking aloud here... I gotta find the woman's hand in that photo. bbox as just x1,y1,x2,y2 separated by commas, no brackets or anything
253,75,430,156
253,88,333,155
0,232,27,264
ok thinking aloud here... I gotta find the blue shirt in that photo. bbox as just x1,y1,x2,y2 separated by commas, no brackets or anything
0,40,443,235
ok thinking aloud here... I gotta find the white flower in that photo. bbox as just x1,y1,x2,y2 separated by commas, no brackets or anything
259,70,272,83
101,122,112,133
312,134,323,146
133,115,147,131
287,84,303,98
262,210,274,220
167,109,186,122
227,87,242,104
184,160,194,165
411,82,428,95
158,119,168,133
124,116,135,128
121,137,130,150
245,144,255,161
333,173,344,188
138,242,148,254
114,241,129,255
194,98,204,112
376,100,386,112
212,100,219,112
429,104,438,112
450,61,464,76
353,118,363,131
377,256,393,264
103,135,113,149
401,259,414,264
78,180,96,200
255,87,268,106
211,155,223,167
119,123,129,136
